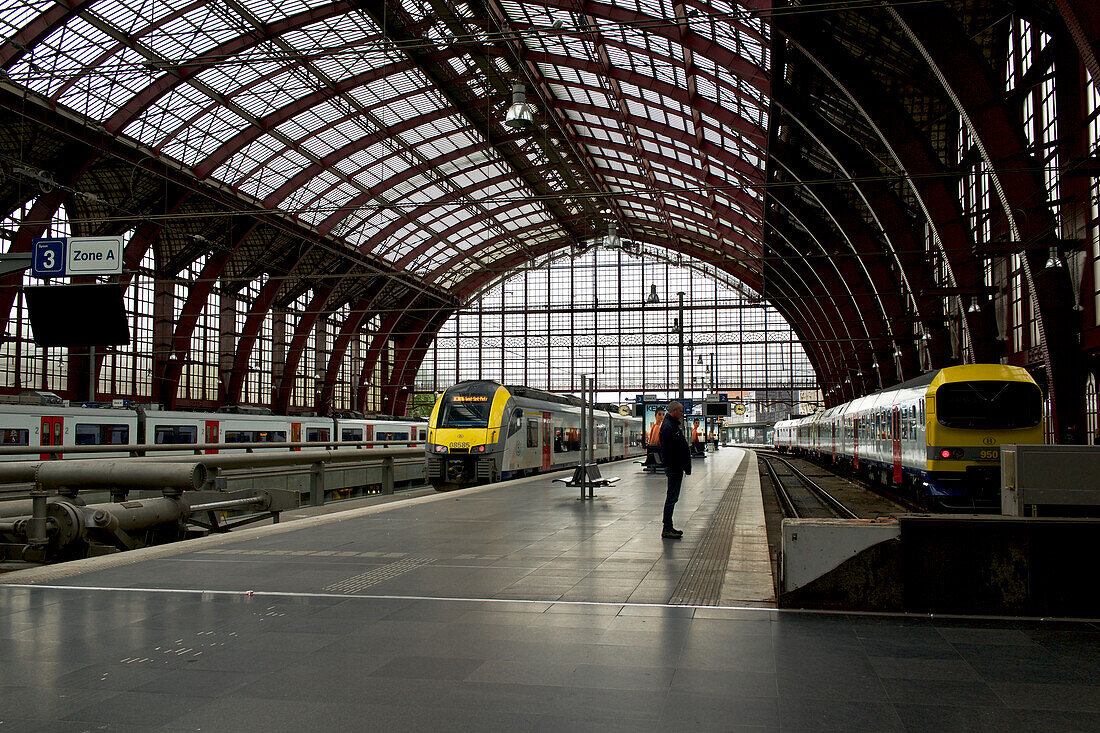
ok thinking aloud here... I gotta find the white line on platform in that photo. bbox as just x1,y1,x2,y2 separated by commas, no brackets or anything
2,583,1096,623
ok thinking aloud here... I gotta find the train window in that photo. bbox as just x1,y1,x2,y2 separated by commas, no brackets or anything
596,424,607,446
376,431,409,441
154,425,198,444
225,430,287,443
438,384,495,427
306,428,330,442
554,427,565,453
614,425,624,443
937,381,1043,429
527,419,539,448
419,429,427,441
509,409,523,437
0,428,29,445
342,428,363,441
75,424,129,445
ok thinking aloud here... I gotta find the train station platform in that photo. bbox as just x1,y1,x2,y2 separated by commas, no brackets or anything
2,448,1099,731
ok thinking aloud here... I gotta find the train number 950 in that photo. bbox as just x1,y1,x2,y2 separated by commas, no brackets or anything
978,449,999,459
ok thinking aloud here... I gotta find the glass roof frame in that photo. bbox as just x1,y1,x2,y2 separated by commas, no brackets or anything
0,0,772,291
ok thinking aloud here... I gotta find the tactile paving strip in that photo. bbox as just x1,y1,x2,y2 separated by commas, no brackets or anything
322,556,435,594
667,460,749,606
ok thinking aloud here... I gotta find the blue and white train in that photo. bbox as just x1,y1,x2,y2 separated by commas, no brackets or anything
774,365,1045,508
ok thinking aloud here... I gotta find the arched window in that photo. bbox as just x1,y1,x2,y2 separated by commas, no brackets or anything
415,246,815,409
1086,372,1098,446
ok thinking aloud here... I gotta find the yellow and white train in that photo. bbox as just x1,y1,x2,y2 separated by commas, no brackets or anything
425,381,645,490
774,365,1045,508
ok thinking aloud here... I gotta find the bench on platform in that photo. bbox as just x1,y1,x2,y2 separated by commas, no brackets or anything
553,464,621,488
637,451,664,472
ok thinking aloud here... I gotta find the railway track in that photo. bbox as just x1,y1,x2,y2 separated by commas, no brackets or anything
758,452,859,519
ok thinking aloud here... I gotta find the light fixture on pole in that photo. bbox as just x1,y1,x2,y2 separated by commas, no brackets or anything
504,84,535,130
677,291,685,403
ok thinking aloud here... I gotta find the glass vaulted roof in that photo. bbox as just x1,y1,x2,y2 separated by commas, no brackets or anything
1,0,770,293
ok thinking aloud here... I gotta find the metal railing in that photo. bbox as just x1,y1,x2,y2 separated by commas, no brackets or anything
0,443,427,510
0,445,430,565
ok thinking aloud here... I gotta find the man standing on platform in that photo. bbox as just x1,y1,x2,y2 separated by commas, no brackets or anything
658,401,691,539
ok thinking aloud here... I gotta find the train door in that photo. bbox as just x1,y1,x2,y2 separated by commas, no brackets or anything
290,422,301,451
831,422,837,463
39,416,62,459
204,420,220,455
892,407,902,484
853,417,860,471
364,424,374,448
542,412,552,471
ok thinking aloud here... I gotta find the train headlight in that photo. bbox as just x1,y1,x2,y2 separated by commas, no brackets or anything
430,444,447,454
940,449,951,458
473,444,487,453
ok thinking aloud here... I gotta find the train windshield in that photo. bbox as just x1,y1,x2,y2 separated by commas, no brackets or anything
936,381,1042,429
438,384,496,427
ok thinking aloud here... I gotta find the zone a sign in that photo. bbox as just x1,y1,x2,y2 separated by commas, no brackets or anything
30,236,123,277
67,237,123,275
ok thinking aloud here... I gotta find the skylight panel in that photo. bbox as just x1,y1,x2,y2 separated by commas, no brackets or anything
416,183,449,203
215,135,287,187
193,55,278,102
147,6,239,61
13,15,111,99
162,108,250,168
0,0,51,38
55,46,151,120
238,0,315,25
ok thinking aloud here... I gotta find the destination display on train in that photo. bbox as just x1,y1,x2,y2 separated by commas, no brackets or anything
451,395,489,402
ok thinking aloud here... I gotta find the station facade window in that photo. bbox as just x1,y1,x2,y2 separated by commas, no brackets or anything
415,247,814,405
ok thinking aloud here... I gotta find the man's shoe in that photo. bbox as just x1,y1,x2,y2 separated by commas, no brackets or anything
661,528,683,539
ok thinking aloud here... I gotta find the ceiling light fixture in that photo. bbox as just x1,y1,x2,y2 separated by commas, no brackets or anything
504,84,535,130
1044,246,1063,270
605,222,621,249
967,296,981,314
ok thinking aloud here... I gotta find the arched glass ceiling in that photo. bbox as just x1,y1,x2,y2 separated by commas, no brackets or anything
1,0,769,292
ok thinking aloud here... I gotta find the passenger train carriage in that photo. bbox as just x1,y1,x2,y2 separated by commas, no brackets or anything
426,381,645,490
0,396,427,459
774,365,1044,508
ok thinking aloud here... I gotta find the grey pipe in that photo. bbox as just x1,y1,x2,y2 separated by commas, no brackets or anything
35,461,207,491
86,498,182,532
187,497,264,513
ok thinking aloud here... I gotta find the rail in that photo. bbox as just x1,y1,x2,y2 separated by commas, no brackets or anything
759,452,859,520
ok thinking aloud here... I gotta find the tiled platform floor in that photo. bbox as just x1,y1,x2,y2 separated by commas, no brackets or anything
2,449,1099,731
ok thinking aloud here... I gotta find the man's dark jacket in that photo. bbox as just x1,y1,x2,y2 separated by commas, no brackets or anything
659,415,692,474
